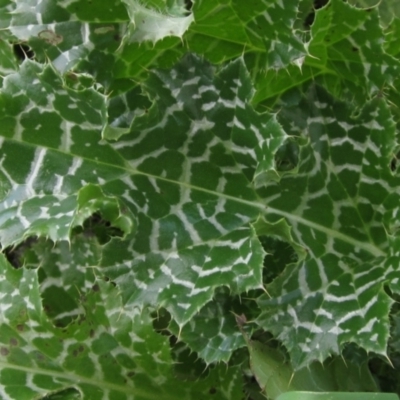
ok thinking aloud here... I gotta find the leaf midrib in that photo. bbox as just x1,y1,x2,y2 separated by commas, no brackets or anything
0,361,176,400
1,137,386,258
268,206,385,257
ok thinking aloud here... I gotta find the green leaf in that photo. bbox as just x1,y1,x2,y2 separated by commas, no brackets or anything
0,54,286,326
0,253,243,399
121,0,193,44
3,0,400,391
104,86,151,141
246,340,378,399
168,287,255,364
0,37,18,82
97,53,287,326
1,0,186,92
257,85,400,369
0,60,128,247
22,235,101,327
349,0,400,27
308,1,399,99
188,0,306,68
254,0,400,105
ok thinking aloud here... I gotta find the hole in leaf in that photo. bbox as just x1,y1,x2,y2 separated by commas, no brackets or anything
184,0,193,12
259,236,298,285
303,0,329,28
3,236,38,268
368,355,398,394
391,151,399,172
151,308,171,336
72,212,124,244
41,387,81,399
103,276,116,286
275,139,299,172
151,309,210,380
172,341,208,381
13,43,35,62
92,283,100,292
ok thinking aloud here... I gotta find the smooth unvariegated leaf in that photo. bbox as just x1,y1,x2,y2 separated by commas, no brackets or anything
247,340,378,400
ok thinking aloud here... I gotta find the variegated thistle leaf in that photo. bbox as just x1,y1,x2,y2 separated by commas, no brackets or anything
98,52,286,325
0,60,129,247
1,0,187,91
188,0,305,68
256,85,400,369
308,0,400,102
0,253,243,400
0,54,286,326
254,1,400,106
168,287,255,364
22,235,102,327
1,0,309,95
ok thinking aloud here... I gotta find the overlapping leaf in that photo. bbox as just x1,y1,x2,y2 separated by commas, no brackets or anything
98,53,284,325
0,253,243,400
0,54,286,327
0,60,127,247
0,0,186,91
349,0,400,27
168,287,255,364
188,0,305,68
256,85,400,369
1,0,310,96
246,340,378,399
22,235,101,327
2,0,400,393
254,1,400,105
